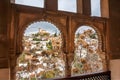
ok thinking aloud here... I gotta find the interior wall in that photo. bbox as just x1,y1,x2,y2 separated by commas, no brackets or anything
109,0,120,80
0,0,10,68
110,59,120,80
109,0,120,59
0,68,9,80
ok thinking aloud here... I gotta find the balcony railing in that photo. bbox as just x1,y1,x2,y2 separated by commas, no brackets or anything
51,71,111,80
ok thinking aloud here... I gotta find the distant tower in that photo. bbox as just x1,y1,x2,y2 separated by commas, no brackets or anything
39,28,41,33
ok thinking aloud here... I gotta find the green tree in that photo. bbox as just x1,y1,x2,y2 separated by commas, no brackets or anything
46,41,53,50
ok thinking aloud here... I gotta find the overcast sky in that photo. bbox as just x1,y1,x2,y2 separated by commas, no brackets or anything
24,21,60,36
15,0,44,8
75,26,95,34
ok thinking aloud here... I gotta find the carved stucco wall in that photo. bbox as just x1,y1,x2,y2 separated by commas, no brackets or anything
16,13,67,56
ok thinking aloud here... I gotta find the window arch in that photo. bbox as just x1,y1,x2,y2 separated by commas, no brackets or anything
71,25,106,76
16,21,65,80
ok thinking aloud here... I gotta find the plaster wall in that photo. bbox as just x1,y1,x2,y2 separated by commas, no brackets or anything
0,68,9,80
110,59,120,80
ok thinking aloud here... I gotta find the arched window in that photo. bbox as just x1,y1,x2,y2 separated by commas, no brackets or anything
72,26,106,76
58,0,77,13
16,21,65,80
15,0,44,8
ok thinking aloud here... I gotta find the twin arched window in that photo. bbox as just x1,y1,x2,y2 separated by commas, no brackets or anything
16,21,106,79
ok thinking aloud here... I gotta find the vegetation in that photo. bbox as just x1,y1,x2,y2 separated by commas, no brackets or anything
46,41,53,50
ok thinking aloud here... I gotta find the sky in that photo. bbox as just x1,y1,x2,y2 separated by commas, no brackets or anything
58,0,77,12
15,0,44,8
24,21,60,36
91,0,101,16
75,26,95,34
15,0,100,35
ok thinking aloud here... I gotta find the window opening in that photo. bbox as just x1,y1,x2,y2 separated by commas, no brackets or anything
58,0,77,13
72,26,105,76
16,21,65,80
91,0,101,16
15,0,44,8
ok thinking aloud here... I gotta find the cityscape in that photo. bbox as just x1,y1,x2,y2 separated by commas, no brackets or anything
72,26,105,76
16,22,106,80
16,22,65,80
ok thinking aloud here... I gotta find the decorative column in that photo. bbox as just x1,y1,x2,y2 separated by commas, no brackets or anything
9,49,17,80
9,5,18,80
